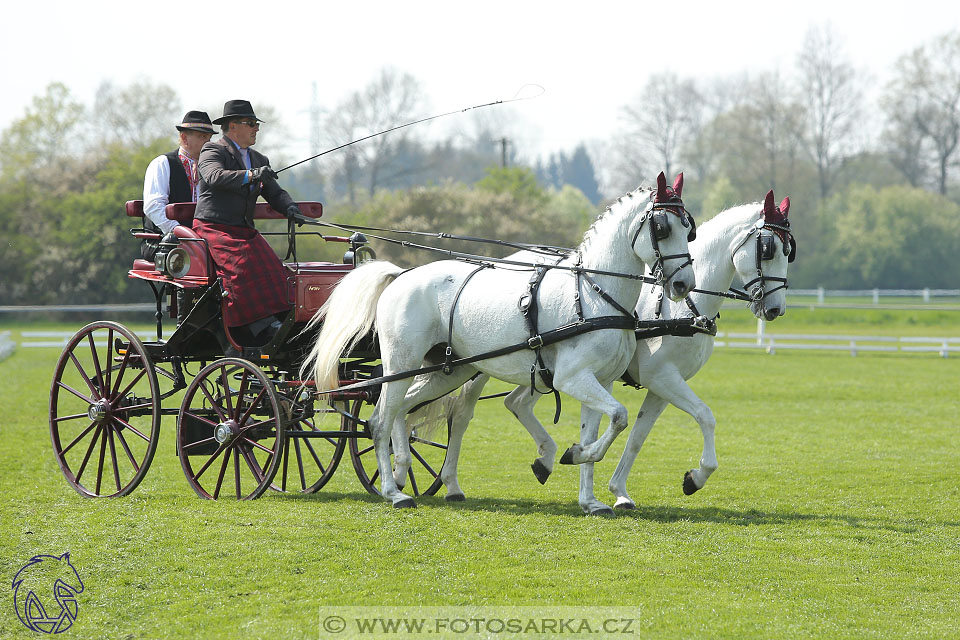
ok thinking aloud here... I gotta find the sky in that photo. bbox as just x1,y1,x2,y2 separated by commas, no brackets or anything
2,0,958,165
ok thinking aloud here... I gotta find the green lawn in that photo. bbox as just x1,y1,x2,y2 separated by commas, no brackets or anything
1,315,959,639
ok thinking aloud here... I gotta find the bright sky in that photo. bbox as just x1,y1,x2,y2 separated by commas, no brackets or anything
3,0,958,163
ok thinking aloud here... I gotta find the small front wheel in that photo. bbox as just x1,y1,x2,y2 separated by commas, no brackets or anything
177,358,284,500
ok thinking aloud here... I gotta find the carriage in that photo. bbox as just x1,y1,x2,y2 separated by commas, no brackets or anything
48,200,450,500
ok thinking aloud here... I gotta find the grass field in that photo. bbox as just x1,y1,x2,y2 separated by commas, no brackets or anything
1,309,959,639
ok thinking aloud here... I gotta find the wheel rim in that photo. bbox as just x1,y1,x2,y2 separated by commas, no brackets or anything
346,397,448,497
271,396,345,494
177,358,284,500
49,321,160,497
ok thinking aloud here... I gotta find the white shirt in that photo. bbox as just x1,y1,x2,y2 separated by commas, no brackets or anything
142,148,197,234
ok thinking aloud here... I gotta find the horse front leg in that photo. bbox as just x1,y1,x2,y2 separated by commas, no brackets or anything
643,375,718,495
554,372,629,465
608,393,668,509
503,386,556,484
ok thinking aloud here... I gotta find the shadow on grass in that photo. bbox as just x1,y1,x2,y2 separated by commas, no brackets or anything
271,490,957,532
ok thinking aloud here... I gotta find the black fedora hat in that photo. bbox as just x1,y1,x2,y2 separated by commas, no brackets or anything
212,99,266,125
176,110,217,134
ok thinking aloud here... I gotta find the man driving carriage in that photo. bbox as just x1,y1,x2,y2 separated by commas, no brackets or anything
193,99,303,344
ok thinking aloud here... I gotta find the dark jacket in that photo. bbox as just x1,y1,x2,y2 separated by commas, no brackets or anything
194,137,294,227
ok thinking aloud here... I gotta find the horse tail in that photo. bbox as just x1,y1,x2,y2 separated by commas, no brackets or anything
300,260,405,391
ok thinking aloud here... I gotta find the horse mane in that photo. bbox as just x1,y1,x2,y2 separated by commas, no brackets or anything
694,201,764,255
578,186,653,255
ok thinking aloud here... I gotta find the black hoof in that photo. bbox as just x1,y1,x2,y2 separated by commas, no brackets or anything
682,471,700,495
531,460,551,484
559,445,578,465
614,501,635,510
444,493,465,502
588,507,616,518
393,497,417,509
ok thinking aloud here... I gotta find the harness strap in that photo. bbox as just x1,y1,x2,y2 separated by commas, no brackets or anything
443,264,490,374
519,264,562,422
316,315,638,397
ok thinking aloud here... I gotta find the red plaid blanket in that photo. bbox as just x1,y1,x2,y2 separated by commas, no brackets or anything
192,221,291,327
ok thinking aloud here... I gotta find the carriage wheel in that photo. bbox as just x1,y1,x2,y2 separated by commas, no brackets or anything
346,396,448,497
49,321,161,497
177,358,284,500
270,395,346,494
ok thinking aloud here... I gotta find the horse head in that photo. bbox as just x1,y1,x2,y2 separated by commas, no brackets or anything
631,171,697,300
733,190,794,320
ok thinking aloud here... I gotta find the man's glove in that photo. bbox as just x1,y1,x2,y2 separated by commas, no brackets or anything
160,231,178,246
249,165,278,182
286,204,303,226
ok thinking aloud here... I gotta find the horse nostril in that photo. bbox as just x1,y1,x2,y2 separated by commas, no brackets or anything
765,308,780,320
673,281,687,295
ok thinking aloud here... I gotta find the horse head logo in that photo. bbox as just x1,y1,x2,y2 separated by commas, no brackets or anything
12,553,84,634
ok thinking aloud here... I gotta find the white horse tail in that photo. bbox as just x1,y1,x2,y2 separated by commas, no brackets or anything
300,260,405,391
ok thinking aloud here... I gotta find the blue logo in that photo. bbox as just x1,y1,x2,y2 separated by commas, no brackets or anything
12,553,84,634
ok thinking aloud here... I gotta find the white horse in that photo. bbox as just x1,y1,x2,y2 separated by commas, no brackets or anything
415,190,795,514
305,172,697,508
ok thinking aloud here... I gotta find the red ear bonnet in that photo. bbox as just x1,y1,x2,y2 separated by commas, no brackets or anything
672,172,684,198
655,171,667,202
779,197,790,218
762,190,776,220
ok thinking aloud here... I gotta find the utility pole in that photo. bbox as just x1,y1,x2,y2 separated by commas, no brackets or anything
496,137,510,167
309,81,321,156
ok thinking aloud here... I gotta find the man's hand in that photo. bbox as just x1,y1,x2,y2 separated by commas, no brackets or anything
249,165,278,182
160,231,178,246
286,204,303,226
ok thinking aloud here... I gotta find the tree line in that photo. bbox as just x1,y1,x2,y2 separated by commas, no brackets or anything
1,25,959,307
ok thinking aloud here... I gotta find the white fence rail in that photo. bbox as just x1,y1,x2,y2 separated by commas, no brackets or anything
716,331,959,357
788,288,960,304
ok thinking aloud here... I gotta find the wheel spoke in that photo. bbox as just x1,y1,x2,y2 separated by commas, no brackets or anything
407,466,419,495
234,369,251,421
53,412,90,424
293,438,307,490
410,435,448,450
197,379,228,423
114,429,140,473
194,443,229,481
239,444,267,482
238,388,267,426
104,327,114,393
410,446,440,479
111,416,150,443
240,436,275,455
356,444,375,457
60,421,97,456
115,368,147,403
67,352,99,398
109,348,132,400
95,424,108,495
182,436,218,451
234,449,242,499
220,366,234,416
181,410,219,429
87,334,104,395
74,425,103,483
212,446,232,499
107,426,122,492
370,467,380,485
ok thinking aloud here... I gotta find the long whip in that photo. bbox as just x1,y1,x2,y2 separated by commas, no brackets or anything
275,84,545,174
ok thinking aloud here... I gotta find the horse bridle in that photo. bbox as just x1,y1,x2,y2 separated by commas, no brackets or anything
630,199,696,288
736,219,795,304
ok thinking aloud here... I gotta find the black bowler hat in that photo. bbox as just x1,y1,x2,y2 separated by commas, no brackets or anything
176,110,217,134
212,99,266,125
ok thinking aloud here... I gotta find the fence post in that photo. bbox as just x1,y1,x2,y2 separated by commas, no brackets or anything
872,288,879,304
923,288,930,303
817,286,824,304
756,317,765,346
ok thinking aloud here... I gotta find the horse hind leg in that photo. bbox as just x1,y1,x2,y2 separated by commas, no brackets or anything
369,380,418,508
608,393,669,510
503,386,556,484
437,372,489,501
577,406,615,516
555,373,629,465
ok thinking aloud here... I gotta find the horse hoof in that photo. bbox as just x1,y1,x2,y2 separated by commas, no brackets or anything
613,498,635,510
531,460,551,484
682,471,700,495
393,497,417,509
588,506,616,518
559,444,579,465
444,493,465,502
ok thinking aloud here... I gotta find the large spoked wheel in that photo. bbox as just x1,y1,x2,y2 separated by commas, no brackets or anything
49,321,161,497
271,394,346,493
177,358,284,500
346,396,448,497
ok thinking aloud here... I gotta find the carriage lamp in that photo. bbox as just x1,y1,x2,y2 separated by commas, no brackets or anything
343,232,377,265
164,247,191,278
